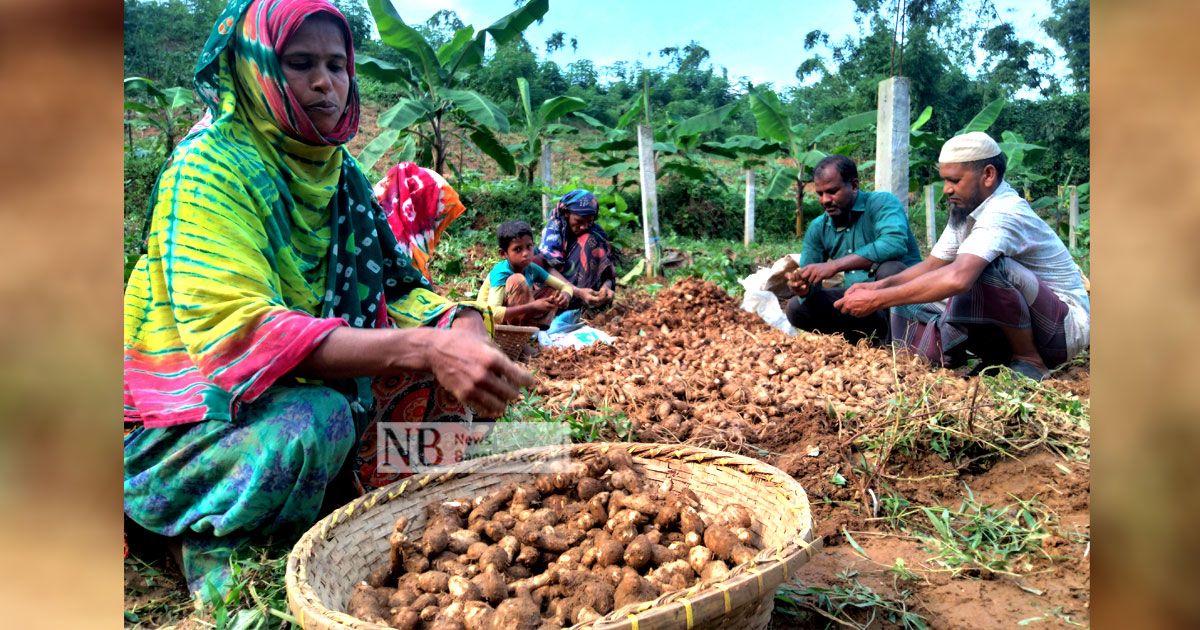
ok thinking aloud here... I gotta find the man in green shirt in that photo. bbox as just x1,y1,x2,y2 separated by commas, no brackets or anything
785,155,923,343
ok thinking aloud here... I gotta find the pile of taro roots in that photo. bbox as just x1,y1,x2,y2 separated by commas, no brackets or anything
347,447,763,630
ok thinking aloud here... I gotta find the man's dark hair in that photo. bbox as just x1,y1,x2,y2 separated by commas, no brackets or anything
812,154,859,186
497,220,534,251
963,152,1007,182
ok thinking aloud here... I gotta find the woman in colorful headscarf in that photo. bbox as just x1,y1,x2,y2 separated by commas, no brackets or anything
533,189,617,310
122,0,532,600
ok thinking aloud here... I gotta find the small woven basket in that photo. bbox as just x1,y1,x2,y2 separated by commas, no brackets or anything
491,323,539,360
287,443,818,630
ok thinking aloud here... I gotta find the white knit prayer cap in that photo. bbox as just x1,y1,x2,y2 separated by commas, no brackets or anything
938,131,1002,163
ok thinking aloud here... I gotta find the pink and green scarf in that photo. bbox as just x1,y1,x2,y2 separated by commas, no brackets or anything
124,0,476,428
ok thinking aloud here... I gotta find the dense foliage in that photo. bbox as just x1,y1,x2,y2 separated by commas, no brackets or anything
124,0,1089,255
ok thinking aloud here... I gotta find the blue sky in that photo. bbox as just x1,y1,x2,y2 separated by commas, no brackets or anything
381,0,1071,95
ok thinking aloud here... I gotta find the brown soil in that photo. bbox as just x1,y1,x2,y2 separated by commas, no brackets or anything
529,277,1091,628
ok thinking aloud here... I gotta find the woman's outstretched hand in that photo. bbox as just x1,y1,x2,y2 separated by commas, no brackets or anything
437,309,535,416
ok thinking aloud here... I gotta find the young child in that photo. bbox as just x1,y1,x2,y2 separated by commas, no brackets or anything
481,220,598,326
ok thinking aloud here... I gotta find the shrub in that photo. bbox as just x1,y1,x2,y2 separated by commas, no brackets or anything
124,153,166,258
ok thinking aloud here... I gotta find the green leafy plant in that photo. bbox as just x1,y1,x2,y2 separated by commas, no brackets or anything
357,0,549,175
509,77,586,184
747,87,876,235
200,547,294,630
499,389,633,443
124,76,199,156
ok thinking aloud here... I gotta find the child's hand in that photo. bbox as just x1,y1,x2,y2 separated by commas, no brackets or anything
528,298,557,318
550,291,570,308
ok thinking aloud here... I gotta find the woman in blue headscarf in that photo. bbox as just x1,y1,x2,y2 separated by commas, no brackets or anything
533,189,617,309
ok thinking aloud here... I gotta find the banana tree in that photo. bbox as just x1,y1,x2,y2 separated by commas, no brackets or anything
577,100,747,188
574,95,646,188
654,102,743,185
356,0,549,176
909,98,1006,190
123,76,198,156
508,77,586,185
748,88,876,236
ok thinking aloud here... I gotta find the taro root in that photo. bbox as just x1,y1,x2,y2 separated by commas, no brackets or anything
472,566,507,605
347,582,388,622
614,570,659,609
388,607,420,630
350,437,768,629
489,587,540,630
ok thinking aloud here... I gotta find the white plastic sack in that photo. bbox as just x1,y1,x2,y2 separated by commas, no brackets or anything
536,325,615,349
739,254,803,336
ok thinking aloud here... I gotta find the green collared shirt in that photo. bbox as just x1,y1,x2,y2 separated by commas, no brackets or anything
799,189,923,287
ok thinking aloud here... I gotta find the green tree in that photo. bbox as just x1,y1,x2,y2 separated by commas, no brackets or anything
123,0,226,86
356,0,550,175
1041,0,1089,91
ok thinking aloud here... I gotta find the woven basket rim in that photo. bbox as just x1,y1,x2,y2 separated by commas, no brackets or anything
493,323,541,333
286,442,817,630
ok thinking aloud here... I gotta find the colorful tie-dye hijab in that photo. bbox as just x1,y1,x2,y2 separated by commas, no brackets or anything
124,0,464,429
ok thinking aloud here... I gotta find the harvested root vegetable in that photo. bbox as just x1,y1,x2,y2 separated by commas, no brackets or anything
472,566,507,605
389,608,420,630
687,546,714,575
461,601,494,630
577,476,603,501
449,576,482,602
348,454,767,629
417,571,451,593
606,447,634,472
704,525,758,566
490,587,540,630
347,582,388,622
700,559,730,581
614,570,659,608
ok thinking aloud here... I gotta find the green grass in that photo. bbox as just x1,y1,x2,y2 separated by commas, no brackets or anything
843,355,1091,487
776,569,929,630
124,547,294,630
658,235,799,296
914,489,1054,577
864,485,1056,578
499,388,634,443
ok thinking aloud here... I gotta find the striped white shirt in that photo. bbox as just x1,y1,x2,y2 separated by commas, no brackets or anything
931,181,1090,356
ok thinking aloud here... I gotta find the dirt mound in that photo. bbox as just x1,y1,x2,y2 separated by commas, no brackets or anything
530,278,1090,542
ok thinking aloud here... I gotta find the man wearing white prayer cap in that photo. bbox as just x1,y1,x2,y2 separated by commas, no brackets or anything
832,131,1090,381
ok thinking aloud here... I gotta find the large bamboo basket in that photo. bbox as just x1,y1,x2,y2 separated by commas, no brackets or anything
491,323,540,361
286,443,819,630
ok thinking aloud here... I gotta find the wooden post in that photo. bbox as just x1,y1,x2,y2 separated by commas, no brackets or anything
743,169,756,246
1068,185,1079,250
636,125,661,277
924,184,937,248
540,141,553,223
